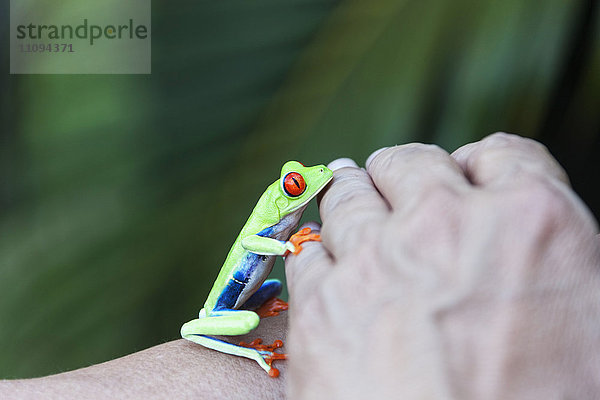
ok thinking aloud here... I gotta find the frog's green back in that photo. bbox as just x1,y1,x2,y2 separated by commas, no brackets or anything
203,180,281,313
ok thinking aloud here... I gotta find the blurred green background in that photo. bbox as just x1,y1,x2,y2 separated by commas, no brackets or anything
1,0,598,378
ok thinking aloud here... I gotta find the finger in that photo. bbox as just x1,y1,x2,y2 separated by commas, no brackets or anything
327,157,359,171
285,222,334,302
318,158,390,259
365,147,388,168
451,132,570,188
316,157,358,205
366,144,471,212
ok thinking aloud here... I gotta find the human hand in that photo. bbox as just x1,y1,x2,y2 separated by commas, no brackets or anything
285,133,600,399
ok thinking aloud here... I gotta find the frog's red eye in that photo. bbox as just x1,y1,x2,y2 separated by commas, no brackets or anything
283,172,306,197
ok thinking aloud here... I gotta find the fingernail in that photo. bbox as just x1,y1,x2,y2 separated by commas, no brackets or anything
365,147,389,169
327,158,358,171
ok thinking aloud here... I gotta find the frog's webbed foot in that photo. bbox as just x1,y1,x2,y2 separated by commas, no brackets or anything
285,227,321,256
256,297,288,318
239,338,287,377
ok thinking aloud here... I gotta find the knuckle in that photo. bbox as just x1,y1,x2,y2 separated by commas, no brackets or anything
505,179,572,226
451,141,477,159
483,132,549,155
474,135,570,186
484,131,522,146
376,143,447,168
321,174,374,212
393,142,447,157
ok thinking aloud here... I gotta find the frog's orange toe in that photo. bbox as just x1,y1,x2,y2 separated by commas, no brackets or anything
239,338,287,377
239,338,286,353
288,227,321,255
256,297,288,318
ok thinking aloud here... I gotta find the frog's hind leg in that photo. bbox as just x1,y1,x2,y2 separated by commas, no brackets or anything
181,309,259,336
241,279,288,318
241,279,282,309
184,334,276,374
180,309,284,376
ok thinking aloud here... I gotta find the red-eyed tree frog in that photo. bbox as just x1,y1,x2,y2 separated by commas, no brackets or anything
181,161,333,377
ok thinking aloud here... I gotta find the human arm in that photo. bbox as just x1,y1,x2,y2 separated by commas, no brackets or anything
0,313,288,400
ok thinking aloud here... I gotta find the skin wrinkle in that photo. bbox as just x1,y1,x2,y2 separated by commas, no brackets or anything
385,190,465,283
370,298,454,399
287,287,340,397
435,196,598,399
320,206,380,256
367,144,470,214
431,203,547,396
319,166,388,258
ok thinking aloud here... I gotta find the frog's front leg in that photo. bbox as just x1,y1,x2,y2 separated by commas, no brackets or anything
240,228,322,318
241,235,295,255
180,309,285,376
241,227,321,256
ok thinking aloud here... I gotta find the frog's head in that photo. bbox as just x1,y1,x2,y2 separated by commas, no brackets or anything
274,161,333,217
